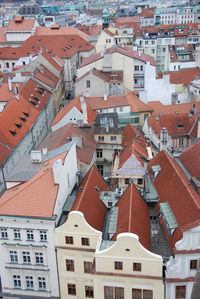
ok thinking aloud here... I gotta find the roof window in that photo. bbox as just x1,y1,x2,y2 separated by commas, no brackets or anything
9,130,17,136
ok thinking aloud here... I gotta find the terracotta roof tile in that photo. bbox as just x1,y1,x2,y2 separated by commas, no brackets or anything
75,69,123,84
178,139,200,181
38,123,96,166
122,124,147,147
78,25,102,36
149,101,200,116
7,17,36,31
35,26,89,41
71,166,110,231
113,183,151,250
78,45,156,68
0,152,67,218
0,27,6,43
0,83,20,102
148,151,200,252
170,67,200,85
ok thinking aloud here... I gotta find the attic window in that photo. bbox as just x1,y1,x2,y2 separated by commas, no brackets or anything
160,202,178,236
31,96,39,102
9,130,17,136
15,123,22,129
23,112,30,118
36,89,43,95
29,100,37,106
177,122,183,128
20,117,27,122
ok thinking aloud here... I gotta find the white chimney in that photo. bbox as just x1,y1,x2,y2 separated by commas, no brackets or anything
80,95,87,124
160,127,168,151
8,77,12,92
72,134,83,148
104,94,108,101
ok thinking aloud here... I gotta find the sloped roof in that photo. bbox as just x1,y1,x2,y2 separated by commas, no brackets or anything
122,124,147,147
38,122,96,166
170,67,200,85
0,152,68,218
113,183,151,250
78,25,102,36
149,101,200,116
35,26,89,41
51,95,96,127
33,65,60,88
0,27,6,43
0,83,20,102
178,139,200,181
0,47,36,60
71,166,110,231
7,17,35,31
148,150,200,252
75,69,123,84
149,113,196,137
78,45,156,68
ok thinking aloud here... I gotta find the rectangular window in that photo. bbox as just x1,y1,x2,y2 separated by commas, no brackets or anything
84,261,92,273
86,80,90,88
104,286,124,299
176,286,186,298
65,236,73,244
66,259,74,271
1,228,8,239
97,165,104,176
96,149,103,158
104,286,113,299
135,65,139,71
13,229,21,240
98,136,104,142
111,136,117,141
133,262,141,271
125,178,129,185
190,260,198,270
85,286,94,298
143,290,153,298
137,178,143,185
115,287,124,299
114,261,123,270
40,230,47,242
10,251,18,263
26,276,34,289
6,62,9,68
27,230,34,241
35,252,44,265
132,289,142,299
68,284,76,296
81,237,90,246
13,275,21,289
38,277,46,291
140,65,143,71
179,138,184,147
22,251,31,264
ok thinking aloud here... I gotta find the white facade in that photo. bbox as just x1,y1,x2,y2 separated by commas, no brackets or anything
166,226,200,299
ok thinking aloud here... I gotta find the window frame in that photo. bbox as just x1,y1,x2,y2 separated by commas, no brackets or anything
1,228,8,239
84,261,92,273
86,80,91,88
13,229,21,240
114,261,123,270
68,283,76,296
38,277,46,291
65,236,73,245
13,275,21,289
176,285,186,298
190,259,198,270
40,230,47,242
35,252,44,265
10,250,18,263
26,276,34,290
133,262,142,272
96,148,103,158
81,237,90,246
22,251,31,264
66,259,75,271
26,230,34,241
85,286,94,298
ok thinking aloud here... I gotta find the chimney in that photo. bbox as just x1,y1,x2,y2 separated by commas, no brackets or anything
80,94,87,124
72,134,83,148
31,150,42,163
160,127,168,151
8,77,12,92
104,94,108,101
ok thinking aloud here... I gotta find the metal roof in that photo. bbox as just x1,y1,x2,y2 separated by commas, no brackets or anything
160,201,178,230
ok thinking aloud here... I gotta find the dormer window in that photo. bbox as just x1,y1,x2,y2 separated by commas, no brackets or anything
15,123,22,129
20,117,27,122
23,112,30,118
9,130,17,136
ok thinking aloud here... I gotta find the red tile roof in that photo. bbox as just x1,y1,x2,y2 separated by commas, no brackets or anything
77,25,102,36
38,123,96,166
35,26,89,41
170,68,200,85
149,101,200,116
0,47,36,60
0,152,67,218
78,45,156,68
7,17,36,31
75,69,123,84
51,95,96,128
113,183,151,250
169,44,194,63
122,124,147,148
0,27,6,43
148,113,196,137
178,139,200,181
148,150,200,252
71,166,110,231
104,28,115,37
33,65,60,88
0,83,20,102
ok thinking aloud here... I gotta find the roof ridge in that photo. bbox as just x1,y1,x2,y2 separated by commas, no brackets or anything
128,184,133,232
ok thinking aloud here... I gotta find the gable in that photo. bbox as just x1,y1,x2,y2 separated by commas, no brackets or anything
117,153,145,176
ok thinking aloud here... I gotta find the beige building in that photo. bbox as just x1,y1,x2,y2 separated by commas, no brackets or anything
55,167,164,299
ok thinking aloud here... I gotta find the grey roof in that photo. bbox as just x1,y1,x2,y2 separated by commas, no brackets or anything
144,165,159,202
102,207,118,240
160,201,178,230
100,240,115,251
94,112,122,135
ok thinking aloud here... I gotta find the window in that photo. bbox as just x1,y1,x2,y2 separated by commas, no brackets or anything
135,65,139,71
13,275,21,289
38,277,46,291
119,107,123,112
6,62,9,68
97,165,104,176
66,259,75,271
133,262,141,271
68,284,76,296
1,228,8,239
145,41,148,45
111,136,117,141
13,229,20,240
84,261,92,273
98,136,104,142
125,178,129,185
137,178,143,185
104,287,124,299
178,138,184,147
22,251,31,264
35,252,44,265
86,80,90,88
81,237,89,246
190,260,198,270
40,230,47,242
176,286,186,298
10,251,18,263
140,65,143,71
114,261,123,270
65,236,73,244
96,149,103,158
27,230,34,241
85,286,94,298
132,289,153,299
26,276,34,289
